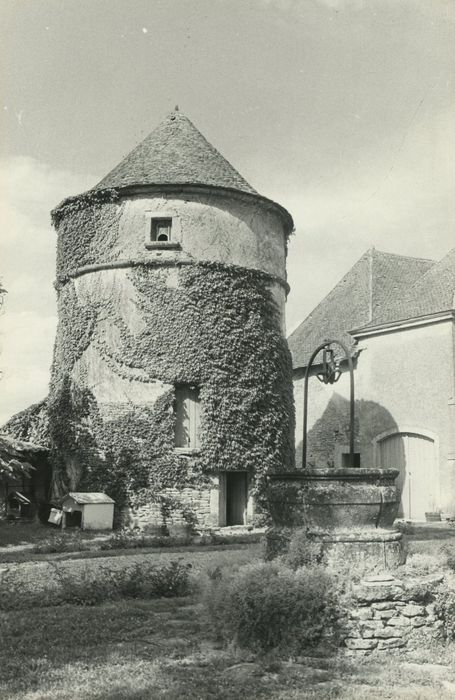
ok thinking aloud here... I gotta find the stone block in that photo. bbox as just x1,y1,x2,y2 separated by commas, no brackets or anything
378,638,406,649
360,619,385,630
374,609,395,619
374,627,403,639
387,616,412,627
372,601,398,610
350,607,373,620
410,618,427,628
402,604,425,617
353,583,404,603
345,638,378,650
364,574,399,584
425,603,437,617
360,629,375,639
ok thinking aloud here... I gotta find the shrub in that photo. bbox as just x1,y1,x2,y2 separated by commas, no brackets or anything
284,528,325,570
434,588,455,640
262,527,293,561
404,552,447,575
141,559,192,597
0,559,192,610
204,560,341,654
32,532,90,554
54,559,192,605
99,530,190,550
181,506,198,534
441,545,455,572
52,564,117,606
99,529,142,550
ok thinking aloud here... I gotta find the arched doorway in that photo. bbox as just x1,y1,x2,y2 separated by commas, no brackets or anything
374,429,438,521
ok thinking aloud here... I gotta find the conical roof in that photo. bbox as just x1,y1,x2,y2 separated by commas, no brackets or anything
95,110,258,195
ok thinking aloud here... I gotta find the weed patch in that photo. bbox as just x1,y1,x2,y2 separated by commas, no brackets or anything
0,558,192,610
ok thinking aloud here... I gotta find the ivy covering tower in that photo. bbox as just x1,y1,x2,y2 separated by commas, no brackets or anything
48,110,295,529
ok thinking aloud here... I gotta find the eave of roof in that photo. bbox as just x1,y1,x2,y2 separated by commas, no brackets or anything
108,182,294,234
352,309,455,338
288,249,438,370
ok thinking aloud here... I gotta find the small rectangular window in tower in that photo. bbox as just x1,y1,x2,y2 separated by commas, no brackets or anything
174,385,200,450
151,217,172,242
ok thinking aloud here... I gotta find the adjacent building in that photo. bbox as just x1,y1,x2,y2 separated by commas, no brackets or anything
289,248,455,520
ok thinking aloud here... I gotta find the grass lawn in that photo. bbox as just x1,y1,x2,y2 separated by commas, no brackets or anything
404,524,455,554
1,526,455,698
0,520,103,548
1,595,454,700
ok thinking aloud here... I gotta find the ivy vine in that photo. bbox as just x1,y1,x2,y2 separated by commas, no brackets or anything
42,191,296,520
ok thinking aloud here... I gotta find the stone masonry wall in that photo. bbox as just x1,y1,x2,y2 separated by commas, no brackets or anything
124,484,216,532
344,572,445,653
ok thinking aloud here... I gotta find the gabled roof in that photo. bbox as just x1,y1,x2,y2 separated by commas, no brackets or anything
359,247,455,329
66,492,115,505
95,110,258,195
288,249,436,370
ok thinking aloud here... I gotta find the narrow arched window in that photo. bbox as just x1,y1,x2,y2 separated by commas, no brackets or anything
174,385,200,449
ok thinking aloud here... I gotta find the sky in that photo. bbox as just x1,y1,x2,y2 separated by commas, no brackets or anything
0,0,454,424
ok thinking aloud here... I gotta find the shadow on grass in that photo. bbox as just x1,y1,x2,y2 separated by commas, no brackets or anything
0,598,202,692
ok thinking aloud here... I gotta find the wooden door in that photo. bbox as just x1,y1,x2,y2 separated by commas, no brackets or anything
226,472,248,526
377,432,436,520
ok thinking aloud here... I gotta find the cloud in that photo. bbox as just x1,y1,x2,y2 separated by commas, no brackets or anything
0,311,57,425
0,157,98,424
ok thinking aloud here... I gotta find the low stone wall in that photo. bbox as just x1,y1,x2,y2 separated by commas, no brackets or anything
344,572,445,653
123,485,216,532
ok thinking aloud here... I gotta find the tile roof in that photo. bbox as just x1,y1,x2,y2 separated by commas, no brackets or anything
288,249,436,369
66,492,115,505
95,110,258,195
361,246,455,328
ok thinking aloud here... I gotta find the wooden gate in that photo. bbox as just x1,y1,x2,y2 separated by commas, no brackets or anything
375,430,437,521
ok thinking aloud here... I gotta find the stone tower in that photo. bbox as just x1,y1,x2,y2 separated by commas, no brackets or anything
49,111,295,529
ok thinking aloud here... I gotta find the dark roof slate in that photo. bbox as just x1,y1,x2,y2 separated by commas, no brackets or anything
362,247,455,328
288,249,436,369
95,110,258,195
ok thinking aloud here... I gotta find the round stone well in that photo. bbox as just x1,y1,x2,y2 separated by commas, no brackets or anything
266,467,403,569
